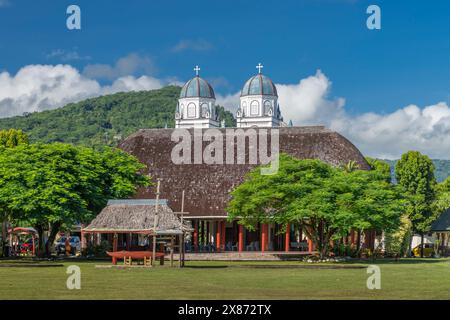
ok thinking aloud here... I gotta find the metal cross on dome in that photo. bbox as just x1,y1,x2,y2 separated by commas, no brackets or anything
194,65,201,76
256,63,264,74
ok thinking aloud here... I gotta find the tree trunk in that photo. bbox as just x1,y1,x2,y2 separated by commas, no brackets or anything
35,224,45,258
1,219,7,257
356,230,361,256
45,221,61,257
420,233,424,258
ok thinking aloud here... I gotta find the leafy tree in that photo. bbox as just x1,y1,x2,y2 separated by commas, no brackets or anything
227,154,404,258
433,177,450,221
366,157,392,183
0,129,29,147
0,129,29,256
395,151,437,257
0,143,150,256
384,215,413,258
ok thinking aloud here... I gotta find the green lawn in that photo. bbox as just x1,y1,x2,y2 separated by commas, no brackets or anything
1,259,449,299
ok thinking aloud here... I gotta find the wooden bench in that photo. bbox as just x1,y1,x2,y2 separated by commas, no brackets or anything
107,251,165,266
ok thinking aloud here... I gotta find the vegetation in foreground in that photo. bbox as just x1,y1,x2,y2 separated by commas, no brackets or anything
0,259,449,300
0,129,151,257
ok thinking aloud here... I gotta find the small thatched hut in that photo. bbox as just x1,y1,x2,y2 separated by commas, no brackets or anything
82,199,191,264
83,199,190,235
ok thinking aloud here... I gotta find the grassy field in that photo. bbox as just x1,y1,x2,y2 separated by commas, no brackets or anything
1,259,449,300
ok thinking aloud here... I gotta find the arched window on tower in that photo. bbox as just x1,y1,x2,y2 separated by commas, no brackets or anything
201,103,210,118
250,100,259,116
187,103,196,118
241,101,247,117
264,100,272,115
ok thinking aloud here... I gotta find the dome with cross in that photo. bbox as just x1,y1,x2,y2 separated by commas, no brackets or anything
179,66,215,99
241,64,277,97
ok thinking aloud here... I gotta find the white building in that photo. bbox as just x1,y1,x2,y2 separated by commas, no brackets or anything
175,66,220,129
175,64,284,129
236,63,284,128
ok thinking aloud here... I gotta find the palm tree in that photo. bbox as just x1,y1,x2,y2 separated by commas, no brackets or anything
341,160,360,173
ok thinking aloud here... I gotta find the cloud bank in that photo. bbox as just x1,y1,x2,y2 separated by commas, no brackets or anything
0,64,165,118
218,70,450,159
1,62,449,159
171,39,213,53
82,53,156,80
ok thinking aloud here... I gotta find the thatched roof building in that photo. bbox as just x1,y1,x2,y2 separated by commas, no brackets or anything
119,126,370,218
83,199,191,235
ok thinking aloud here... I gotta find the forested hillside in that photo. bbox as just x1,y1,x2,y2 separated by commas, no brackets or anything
0,86,236,147
384,159,450,183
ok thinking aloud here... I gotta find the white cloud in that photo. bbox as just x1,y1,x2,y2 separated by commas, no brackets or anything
82,53,156,80
171,39,213,53
277,70,346,125
0,64,166,118
216,91,240,111
278,71,450,159
1,60,449,159
0,0,10,7
103,75,164,94
216,70,450,159
46,49,92,62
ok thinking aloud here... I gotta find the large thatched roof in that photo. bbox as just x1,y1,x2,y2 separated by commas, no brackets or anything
83,199,191,234
119,126,370,218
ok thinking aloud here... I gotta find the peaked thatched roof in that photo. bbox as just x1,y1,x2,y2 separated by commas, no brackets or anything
119,126,370,218
83,199,191,234
431,207,450,232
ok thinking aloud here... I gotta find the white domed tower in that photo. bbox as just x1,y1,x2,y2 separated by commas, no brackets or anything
175,66,219,129
236,63,283,128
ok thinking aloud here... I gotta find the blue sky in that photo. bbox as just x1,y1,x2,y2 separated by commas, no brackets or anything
0,0,450,158
1,0,450,113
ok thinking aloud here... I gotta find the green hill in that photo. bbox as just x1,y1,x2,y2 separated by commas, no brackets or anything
0,86,236,147
384,159,450,183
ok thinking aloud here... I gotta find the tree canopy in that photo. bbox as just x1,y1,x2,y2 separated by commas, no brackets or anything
395,151,437,234
366,157,392,183
0,129,28,147
0,143,150,255
434,177,450,216
227,154,404,258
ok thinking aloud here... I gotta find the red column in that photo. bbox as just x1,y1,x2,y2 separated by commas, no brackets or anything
285,224,290,252
216,221,221,252
308,238,313,253
238,224,244,252
193,220,199,252
261,224,267,252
